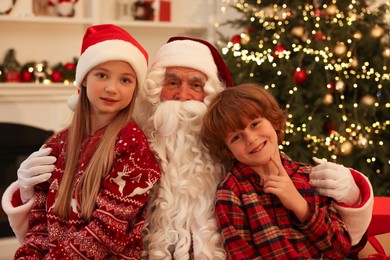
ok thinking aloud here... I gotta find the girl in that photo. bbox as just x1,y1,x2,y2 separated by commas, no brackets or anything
201,83,351,259
14,24,161,259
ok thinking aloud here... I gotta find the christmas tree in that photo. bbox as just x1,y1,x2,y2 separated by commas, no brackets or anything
217,0,390,196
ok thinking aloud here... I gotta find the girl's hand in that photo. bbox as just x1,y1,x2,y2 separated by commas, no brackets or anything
263,156,309,222
17,147,56,203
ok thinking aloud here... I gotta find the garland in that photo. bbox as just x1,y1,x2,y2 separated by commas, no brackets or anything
0,0,17,15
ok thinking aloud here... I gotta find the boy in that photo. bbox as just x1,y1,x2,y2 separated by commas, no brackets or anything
201,83,351,259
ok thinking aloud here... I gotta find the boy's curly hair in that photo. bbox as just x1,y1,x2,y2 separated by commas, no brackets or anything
201,83,287,164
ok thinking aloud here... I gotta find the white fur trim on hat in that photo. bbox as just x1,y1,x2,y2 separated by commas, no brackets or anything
152,40,219,85
75,39,147,89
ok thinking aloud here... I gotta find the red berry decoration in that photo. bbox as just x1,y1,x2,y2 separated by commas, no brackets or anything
231,34,241,45
293,68,308,84
5,71,21,82
64,62,76,70
313,9,323,17
21,70,33,82
51,70,63,82
314,32,326,42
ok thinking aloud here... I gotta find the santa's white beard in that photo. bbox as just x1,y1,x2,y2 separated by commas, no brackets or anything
142,100,226,260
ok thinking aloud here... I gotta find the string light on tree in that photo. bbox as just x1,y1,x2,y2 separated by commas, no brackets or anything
340,141,354,156
371,24,385,38
360,94,376,106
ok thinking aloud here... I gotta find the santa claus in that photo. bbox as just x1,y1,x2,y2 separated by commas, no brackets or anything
135,36,232,259
134,36,373,259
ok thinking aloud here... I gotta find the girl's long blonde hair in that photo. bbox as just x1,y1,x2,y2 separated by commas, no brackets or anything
53,85,138,220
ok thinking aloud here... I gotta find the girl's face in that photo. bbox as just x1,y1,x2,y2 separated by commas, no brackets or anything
224,116,279,169
84,60,137,121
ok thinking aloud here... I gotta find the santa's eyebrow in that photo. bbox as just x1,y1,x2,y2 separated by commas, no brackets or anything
163,72,207,82
164,72,179,79
188,75,206,82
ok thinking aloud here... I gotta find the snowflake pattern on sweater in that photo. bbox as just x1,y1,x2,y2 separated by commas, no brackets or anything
14,122,161,259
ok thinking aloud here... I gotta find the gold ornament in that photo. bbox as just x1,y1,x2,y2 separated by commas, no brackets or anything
348,12,358,21
357,137,369,148
323,93,334,105
353,32,362,40
381,34,390,45
371,25,385,38
361,94,376,105
350,57,359,68
335,80,345,93
335,42,347,56
383,48,390,58
291,26,305,38
326,4,339,16
340,141,353,156
240,33,251,45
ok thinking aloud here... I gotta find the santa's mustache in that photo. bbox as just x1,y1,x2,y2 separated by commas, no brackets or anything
153,100,207,137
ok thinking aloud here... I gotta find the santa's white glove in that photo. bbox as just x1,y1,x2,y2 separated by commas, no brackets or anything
310,157,360,206
17,147,56,203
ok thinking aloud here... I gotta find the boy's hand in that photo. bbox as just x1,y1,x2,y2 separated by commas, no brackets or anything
264,157,308,220
310,157,360,206
17,147,56,203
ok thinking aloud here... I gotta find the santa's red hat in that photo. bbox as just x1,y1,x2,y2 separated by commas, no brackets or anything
152,36,233,89
68,24,148,110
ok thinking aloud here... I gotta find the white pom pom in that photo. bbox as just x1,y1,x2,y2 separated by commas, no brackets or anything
67,93,79,111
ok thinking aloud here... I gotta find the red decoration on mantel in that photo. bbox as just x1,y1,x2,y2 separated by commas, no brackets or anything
2,49,21,82
5,71,21,82
21,70,33,82
0,48,78,84
51,70,63,82
64,62,76,71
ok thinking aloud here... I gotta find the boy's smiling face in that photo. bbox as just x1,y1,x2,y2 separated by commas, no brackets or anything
224,116,280,169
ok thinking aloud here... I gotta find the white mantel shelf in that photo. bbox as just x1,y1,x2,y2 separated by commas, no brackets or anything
0,83,77,132
0,83,77,102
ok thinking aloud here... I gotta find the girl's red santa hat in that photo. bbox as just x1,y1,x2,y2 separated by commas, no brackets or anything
67,24,148,110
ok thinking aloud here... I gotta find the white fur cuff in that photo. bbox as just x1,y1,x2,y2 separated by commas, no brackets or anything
1,181,33,244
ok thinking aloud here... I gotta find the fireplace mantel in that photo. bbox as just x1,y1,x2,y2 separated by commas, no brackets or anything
0,83,77,132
